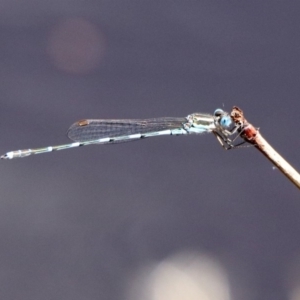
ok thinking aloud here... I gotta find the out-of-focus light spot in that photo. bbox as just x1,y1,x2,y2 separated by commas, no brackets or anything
285,256,300,300
126,251,231,300
291,287,300,300
47,18,105,74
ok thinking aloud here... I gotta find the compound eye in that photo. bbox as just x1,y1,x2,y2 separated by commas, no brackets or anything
214,108,224,117
220,116,232,128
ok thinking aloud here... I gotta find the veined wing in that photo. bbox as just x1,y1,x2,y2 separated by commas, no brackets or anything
67,117,188,143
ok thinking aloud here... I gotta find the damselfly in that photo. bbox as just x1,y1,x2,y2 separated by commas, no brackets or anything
1,109,241,159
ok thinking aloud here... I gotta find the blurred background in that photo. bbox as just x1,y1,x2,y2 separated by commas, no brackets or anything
0,1,299,299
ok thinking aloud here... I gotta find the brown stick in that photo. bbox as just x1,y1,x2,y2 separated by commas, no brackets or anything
230,106,300,190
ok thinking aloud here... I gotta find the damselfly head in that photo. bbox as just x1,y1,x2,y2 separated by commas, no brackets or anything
219,116,232,128
214,109,232,128
213,108,225,117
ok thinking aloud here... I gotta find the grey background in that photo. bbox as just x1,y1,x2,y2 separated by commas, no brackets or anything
0,1,300,299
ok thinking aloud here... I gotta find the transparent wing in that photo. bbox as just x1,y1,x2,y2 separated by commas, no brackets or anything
67,117,187,142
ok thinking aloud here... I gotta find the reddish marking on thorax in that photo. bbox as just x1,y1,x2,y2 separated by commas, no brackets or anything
230,106,258,142
242,124,258,141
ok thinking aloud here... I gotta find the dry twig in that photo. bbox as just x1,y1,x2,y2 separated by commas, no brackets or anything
230,106,300,190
